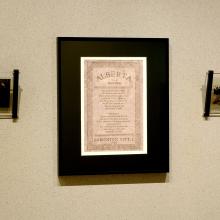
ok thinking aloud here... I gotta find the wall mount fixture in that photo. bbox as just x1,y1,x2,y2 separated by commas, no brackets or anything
0,69,20,119
204,70,220,117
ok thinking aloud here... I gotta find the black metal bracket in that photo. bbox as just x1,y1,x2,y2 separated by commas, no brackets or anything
12,69,19,119
204,70,213,117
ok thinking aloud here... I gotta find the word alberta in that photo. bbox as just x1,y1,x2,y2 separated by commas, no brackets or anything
96,71,131,82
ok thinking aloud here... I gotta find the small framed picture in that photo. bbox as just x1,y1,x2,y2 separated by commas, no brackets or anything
204,71,220,117
210,74,220,115
57,37,169,175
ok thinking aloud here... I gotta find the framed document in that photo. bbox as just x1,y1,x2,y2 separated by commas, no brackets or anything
81,57,147,156
58,37,169,175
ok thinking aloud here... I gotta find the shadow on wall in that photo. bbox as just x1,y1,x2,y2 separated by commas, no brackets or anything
202,72,211,120
201,84,206,119
201,72,208,115
58,173,168,186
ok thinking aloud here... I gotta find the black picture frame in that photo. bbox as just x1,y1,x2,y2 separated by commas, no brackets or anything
57,37,169,175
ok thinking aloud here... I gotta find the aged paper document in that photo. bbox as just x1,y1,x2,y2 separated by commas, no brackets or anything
81,57,147,155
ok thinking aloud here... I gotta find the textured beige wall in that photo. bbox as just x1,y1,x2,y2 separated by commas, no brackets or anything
1,0,220,219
